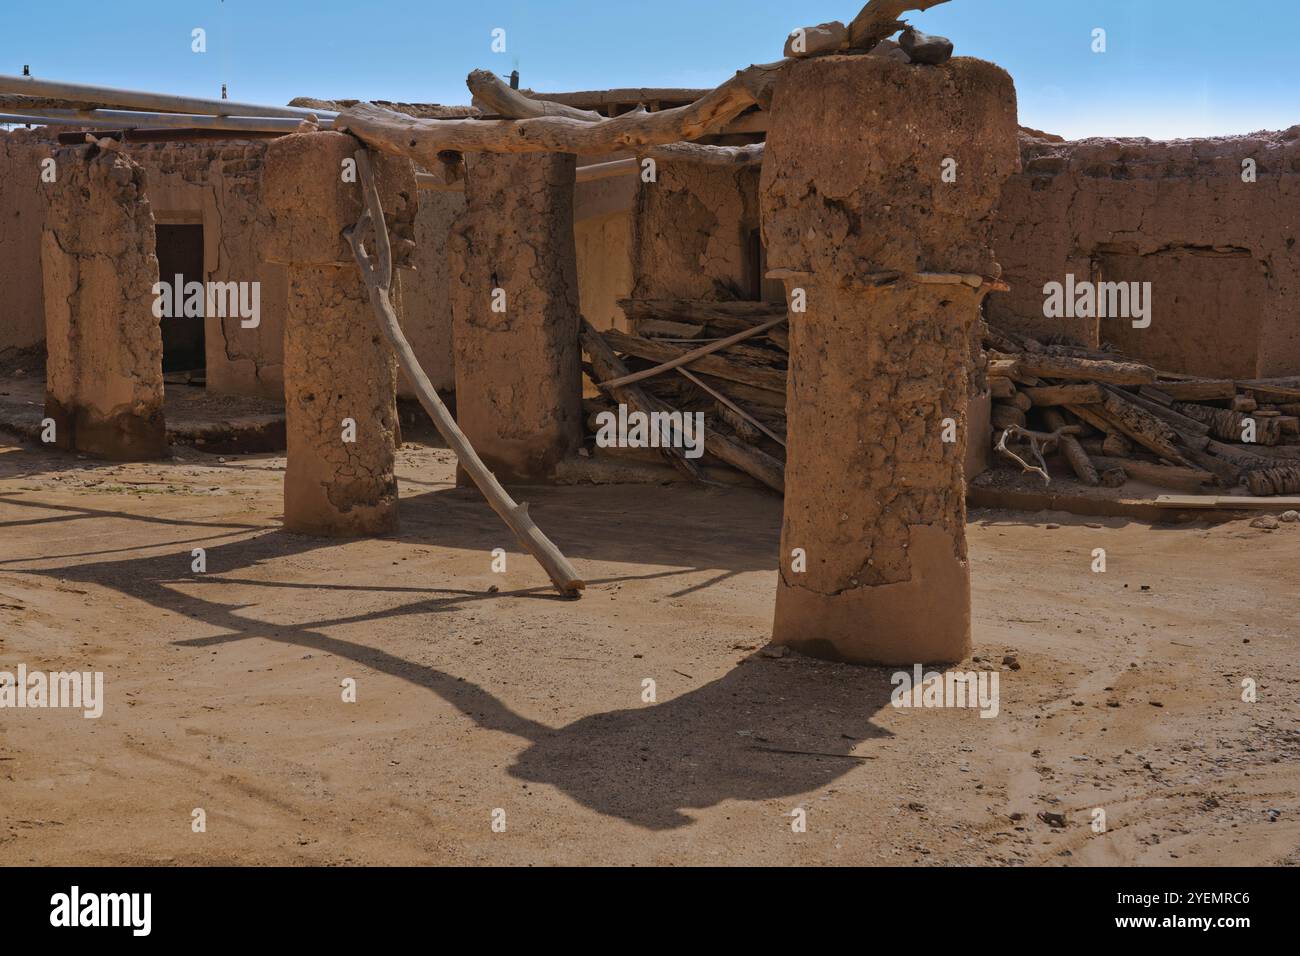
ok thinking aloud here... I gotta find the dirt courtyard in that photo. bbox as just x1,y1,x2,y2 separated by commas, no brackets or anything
1,435,1296,866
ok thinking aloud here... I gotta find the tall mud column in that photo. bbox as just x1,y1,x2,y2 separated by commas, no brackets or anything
448,154,583,483
41,144,167,460
761,56,1019,664
264,132,417,537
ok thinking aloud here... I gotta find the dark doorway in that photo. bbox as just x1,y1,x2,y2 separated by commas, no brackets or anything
155,224,206,377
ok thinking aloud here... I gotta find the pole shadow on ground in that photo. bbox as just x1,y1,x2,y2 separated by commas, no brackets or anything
0,481,897,830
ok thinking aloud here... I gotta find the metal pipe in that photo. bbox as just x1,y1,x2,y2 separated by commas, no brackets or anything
0,73,336,121
0,111,309,133
415,156,639,192
576,157,638,183
55,128,285,145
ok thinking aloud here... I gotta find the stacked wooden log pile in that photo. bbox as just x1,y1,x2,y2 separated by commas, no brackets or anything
580,299,789,492
579,308,1300,499
983,324,1300,495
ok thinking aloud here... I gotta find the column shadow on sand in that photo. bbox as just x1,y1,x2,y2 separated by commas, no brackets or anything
0,481,896,830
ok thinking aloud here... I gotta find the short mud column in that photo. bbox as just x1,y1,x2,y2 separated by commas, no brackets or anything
448,153,583,483
41,145,167,460
761,56,1019,664
264,132,416,537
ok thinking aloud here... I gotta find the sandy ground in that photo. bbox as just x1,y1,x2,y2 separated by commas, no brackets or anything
1,434,1297,867
0,365,286,454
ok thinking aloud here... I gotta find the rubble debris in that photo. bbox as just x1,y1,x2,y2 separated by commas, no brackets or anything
984,324,1300,497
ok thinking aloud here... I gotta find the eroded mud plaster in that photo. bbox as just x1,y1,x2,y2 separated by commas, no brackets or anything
631,162,764,302
132,139,288,397
401,191,464,396
761,55,1019,664
0,131,49,351
264,131,416,537
991,128,1300,377
448,153,582,482
41,144,167,460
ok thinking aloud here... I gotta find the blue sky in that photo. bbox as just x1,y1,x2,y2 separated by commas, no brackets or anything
1,1,1296,140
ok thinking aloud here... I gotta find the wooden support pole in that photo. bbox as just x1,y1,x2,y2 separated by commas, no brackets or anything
1022,383,1104,406
0,108,313,133
1088,456,1214,491
346,149,583,597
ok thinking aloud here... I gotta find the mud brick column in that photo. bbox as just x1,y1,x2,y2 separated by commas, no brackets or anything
760,56,1019,664
41,145,167,459
264,132,417,537
448,153,583,483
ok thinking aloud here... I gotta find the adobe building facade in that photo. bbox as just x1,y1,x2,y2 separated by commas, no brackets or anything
989,127,1300,378
0,123,461,403
0,88,776,417
3,93,1299,438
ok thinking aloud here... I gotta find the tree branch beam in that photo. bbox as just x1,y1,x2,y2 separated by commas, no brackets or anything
463,69,767,166
336,61,785,161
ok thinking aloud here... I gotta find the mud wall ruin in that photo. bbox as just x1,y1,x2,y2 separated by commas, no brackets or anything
8,98,1300,434
131,138,287,398
631,161,779,305
0,131,48,352
401,190,464,396
40,143,167,459
574,159,637,332
0,130,288,396
990,127,1300,377
1,125,464,407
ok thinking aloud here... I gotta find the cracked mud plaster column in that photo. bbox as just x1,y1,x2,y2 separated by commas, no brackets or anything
448,153,582,483
41,145,167,459
761,55,1019,664
264,132,417,537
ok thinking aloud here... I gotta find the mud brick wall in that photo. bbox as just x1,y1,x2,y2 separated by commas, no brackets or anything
3,130,457,404
990,128,1300,377
400,190,464,397
126,138,287,398
448,152,583,483
630,161,772,304
0,130,52,352
762,54,1019,665
40,143,167,460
